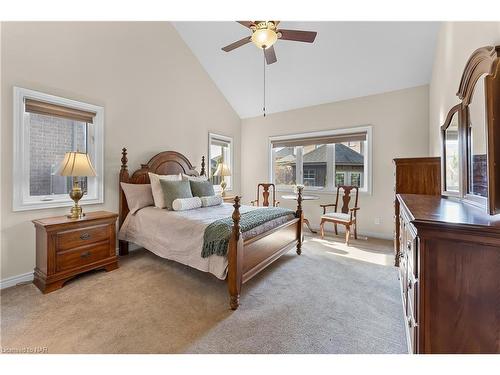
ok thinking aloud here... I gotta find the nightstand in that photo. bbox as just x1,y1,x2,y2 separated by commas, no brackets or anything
222,195,237,203
32,211,118,293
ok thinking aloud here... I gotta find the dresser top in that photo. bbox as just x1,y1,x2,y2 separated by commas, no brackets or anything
398,194,500,230
32,210,118,228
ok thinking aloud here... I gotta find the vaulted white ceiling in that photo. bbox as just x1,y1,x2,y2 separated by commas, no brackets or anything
174,21,440,118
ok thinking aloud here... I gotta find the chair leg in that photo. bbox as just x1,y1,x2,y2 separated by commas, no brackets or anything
345,225,350,246
354,221,358,240
320,219,325,239
334,223,338,235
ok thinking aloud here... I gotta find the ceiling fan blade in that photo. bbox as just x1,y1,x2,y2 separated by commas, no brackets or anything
221,36,252,52
237,21,254,28
279,29,317,43
264,45,277,65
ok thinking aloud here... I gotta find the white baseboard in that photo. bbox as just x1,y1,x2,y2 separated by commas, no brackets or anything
0,271,34,290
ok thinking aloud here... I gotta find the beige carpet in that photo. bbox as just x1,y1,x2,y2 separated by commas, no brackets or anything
0,236,407,354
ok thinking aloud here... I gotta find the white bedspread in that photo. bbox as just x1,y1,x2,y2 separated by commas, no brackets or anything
118,203,259,280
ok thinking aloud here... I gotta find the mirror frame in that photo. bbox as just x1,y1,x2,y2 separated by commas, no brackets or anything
441,45,500,215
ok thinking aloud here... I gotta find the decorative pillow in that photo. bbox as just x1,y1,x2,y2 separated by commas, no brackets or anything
120,183,154,215
190,180,215,197
172,197,202,211
149,172,182,209
200,195,223,208
159,179,193,210
182,173,208,182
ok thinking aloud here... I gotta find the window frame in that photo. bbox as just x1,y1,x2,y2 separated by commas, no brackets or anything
13,87,104,211
207,132,233,192
268,126,372,195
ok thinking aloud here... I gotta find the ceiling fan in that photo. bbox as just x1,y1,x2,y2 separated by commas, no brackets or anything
221,21,317,64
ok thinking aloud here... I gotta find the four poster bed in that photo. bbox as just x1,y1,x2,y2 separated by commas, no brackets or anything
118,148,304,310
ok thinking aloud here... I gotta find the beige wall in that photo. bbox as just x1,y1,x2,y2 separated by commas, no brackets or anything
241,85,430,239
0,22,240,280
429,22,500,156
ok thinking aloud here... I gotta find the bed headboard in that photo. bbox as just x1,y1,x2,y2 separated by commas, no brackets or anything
118,148,205,231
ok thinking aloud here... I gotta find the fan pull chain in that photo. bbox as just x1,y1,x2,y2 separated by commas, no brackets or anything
263,50,266,117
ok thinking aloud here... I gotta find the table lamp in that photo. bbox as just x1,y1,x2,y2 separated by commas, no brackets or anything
56,152,97,219
214,163,231,196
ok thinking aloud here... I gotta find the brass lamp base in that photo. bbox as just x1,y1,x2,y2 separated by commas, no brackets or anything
220,180,227,197
67,177,85,219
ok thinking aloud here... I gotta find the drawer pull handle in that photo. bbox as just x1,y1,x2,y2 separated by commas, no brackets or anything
407,241,412,250
80,251,91,258
80,233,91,240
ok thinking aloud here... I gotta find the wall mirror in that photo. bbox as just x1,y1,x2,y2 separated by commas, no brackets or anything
441,104,461,195
466,74,488,203
440,45,500,215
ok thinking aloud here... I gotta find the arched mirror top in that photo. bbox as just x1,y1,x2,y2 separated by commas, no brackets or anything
440,104,461,132
457,45,500,106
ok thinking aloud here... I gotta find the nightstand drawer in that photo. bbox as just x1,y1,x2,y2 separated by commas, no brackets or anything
56,224,109,251
56,242,110,272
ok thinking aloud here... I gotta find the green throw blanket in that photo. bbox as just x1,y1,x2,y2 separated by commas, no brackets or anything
201,207,295,258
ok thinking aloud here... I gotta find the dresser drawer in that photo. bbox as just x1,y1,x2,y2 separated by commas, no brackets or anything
56,224,109,251
56,242,110,272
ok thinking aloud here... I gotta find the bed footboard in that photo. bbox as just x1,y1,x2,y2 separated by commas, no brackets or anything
227,187,303,310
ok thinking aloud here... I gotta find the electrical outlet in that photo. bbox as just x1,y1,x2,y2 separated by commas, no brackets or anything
374,217,381,225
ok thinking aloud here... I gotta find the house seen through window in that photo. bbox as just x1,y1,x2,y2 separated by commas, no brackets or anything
270,127,371,193
29,113,88,196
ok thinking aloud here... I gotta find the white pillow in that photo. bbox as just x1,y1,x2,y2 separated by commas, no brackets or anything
148,172,182,209
200,195,223,207
172,196,202,211
182,173,208,182
120,183,154,214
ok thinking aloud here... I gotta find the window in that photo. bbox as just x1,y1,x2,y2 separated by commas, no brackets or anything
269,126,372,193
13,87,104,211
350,172,362,187
303,168,317,186
208,133,233,191
335,172,345,187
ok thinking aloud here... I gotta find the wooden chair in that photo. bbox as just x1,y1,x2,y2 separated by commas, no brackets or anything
250,183,279,207
319,185,360,245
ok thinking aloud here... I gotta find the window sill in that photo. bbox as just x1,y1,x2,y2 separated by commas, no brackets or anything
275,187,371,196
13,196,103,212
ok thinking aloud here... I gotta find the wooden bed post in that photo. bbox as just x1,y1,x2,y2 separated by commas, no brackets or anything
296,186,304,255
200,156,206,177
119,148,130,256
227,196,243,310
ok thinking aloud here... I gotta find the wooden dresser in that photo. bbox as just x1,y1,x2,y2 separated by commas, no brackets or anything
393,157,441,266
32,211,118,293
397,194,500,353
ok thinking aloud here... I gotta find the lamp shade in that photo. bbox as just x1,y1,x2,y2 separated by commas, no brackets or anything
56,152,97,177
214,163,231,177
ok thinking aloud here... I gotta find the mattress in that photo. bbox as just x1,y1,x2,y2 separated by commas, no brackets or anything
118,203,295,279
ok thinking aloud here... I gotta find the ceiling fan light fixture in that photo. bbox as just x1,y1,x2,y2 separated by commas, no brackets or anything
251,28,278,49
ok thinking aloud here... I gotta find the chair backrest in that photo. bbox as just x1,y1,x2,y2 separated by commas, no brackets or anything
334,185,359,213
255,183,277,207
